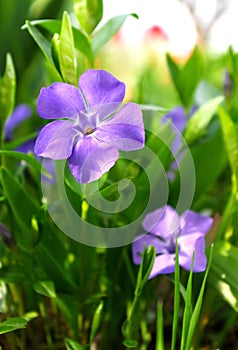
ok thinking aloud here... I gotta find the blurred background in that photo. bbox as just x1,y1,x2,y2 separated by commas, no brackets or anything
0,0,236,110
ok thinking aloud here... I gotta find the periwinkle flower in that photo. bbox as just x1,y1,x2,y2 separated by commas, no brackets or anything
34,69,145,184
4,104,32,143
163,106,197,180
3,104,55,183
132,205,213,278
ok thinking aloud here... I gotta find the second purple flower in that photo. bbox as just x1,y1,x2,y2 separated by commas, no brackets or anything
34,69,145,184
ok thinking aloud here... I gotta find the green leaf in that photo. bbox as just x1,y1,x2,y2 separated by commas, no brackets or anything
185,245,213,350
89,300,104,344
123,339,138,348
0,53,16,141
166,46,204,108
51,33,61,74
24,20,52,63
0,167,40,252
156,301,164,350
0,150,51,178
22,311,38,322
0,317,27,335
92,14,138,55
0,266,28,283
35,229,79,295
22,19,92,59
209,241,238,311
59,12,78,85
171,239,180,350
189,127,227,202
180,254,194,349
184,96,224,145
64,338,84,350
135,245,156,296
74,0,103,34
33,280,56,298
218,106,238,184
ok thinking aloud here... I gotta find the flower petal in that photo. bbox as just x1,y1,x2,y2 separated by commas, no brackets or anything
132,233,168,265
178,234,207,272
95,103,145,150
37,83,86,119
78,69,125,107
68,136,119,183
34,120,78,159
163,107,187,155
149,254,176,277
16,138,36,154
163,106,187,133
143,205,180,238
4,104,32,141
180,210,213,236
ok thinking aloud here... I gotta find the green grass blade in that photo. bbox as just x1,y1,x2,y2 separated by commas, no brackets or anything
180,254,194,350
171,238,180,350
156,301,164,350
184,246,213,350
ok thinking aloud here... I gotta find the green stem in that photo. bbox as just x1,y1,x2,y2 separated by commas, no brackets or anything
39,299,53,350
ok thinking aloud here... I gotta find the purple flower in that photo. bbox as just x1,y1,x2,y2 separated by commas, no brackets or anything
3,104,55,183
132,205,213,277
34,69,145,184
163,106,197,180
4,104,32,142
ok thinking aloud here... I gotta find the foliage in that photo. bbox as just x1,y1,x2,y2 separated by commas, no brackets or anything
0,1,238,349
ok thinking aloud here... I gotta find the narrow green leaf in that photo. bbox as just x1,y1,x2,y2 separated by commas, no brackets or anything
92,14,138,55
218,105,238,182
0,167,39,252
156,301,164,350
166,53,180,97
180,254,194,350
0,150,51,178
59,12,78,85
123,339,138,348
166,46,204,108
74,0,103,34
180,46,204,106
209,241,238,311
122,246,155,343
171,239,180,350
22,311,38,322
22,19,92,59
135,245,156,296
24,20,52,63
21,19,61,33
64,338,84,350
33,280,56,298
35,231,79,295
51,33,61,74
184,96,224,144
0,53,16,140
0,266,28,283
89,300,104,344
0,317,27,335
184,245,213,350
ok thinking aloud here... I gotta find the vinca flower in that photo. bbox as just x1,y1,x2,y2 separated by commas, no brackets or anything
4,104,33,143
132,205,213,278
4,104,39,153
34,69,145,184
3,104,55,182
163,106,197,180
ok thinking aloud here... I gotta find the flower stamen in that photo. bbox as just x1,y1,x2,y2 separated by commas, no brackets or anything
84,127,95,135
